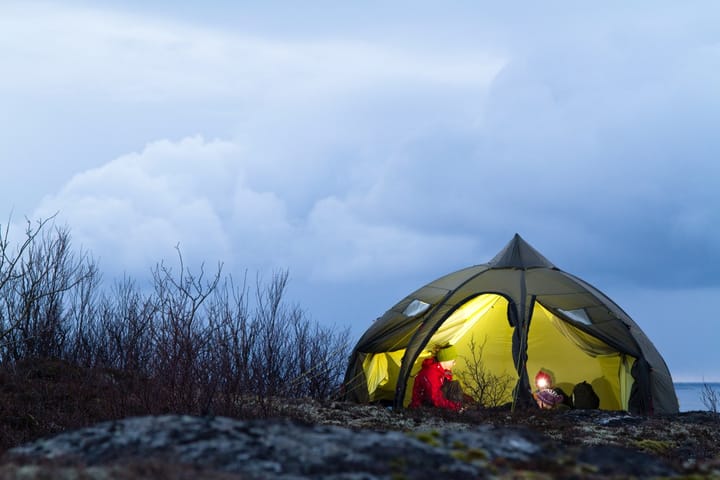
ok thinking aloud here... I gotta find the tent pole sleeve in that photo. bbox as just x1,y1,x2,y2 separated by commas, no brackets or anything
511,277,535,410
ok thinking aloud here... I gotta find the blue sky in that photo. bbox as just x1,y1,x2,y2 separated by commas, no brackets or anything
1,1,719,381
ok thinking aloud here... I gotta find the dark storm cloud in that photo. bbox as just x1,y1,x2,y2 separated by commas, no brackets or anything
3,1,720,380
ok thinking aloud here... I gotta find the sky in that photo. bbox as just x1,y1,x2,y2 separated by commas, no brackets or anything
1,1,719,382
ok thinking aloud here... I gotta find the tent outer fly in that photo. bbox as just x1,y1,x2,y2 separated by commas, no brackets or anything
342,234,679,415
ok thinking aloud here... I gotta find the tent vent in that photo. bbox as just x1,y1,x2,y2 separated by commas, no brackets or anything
402,299,431,317
558,308,592,325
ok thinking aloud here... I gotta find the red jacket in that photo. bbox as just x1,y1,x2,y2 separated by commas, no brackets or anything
409,358,462,411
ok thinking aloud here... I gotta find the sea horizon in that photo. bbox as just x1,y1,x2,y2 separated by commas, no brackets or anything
674,382,720,412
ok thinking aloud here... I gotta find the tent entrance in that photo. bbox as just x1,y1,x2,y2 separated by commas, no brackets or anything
418,294,518,407
526,302,636,410
361,294,517,406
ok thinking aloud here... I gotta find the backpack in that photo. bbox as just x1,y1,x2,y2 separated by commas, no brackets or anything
441,379,466,403
553,387,574,409
572,381,600,409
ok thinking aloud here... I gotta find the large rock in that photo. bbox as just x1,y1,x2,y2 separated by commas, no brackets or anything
2,414,679,479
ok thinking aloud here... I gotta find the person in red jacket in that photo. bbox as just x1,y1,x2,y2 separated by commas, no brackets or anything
409,345,463,411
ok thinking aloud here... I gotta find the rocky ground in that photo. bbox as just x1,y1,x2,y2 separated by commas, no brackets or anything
1,398,719,479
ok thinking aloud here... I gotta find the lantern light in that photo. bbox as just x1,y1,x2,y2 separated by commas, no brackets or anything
535,370,552,389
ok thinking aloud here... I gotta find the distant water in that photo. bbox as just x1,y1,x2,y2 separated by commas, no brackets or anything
674,382,720,412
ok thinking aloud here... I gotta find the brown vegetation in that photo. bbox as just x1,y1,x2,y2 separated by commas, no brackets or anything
457,335,514,407
0,217,350,453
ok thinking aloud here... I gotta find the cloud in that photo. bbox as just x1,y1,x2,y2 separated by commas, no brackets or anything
0,1,502,282
4,1,720,382
34,136,242,274
3,2,506,259
301,196,475,281
32,135,475,283
0,3,504,103
23,11,720,289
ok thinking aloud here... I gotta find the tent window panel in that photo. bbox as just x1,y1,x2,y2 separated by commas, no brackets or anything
557,308,592,326
402,299,431,317
537,292,601,311
538,294,620,325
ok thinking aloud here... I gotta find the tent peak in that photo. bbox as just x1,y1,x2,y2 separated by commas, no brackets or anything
488,233,557,269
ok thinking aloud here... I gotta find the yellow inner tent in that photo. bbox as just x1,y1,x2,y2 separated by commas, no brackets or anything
362,294,636,410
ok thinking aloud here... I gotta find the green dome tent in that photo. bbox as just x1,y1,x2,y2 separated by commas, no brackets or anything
343,234,679,415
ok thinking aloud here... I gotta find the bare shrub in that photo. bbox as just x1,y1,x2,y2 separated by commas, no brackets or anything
0,218,97,363
204,273,256,416
63,258,103,366
93,277,158,373
458,335,513,408
0,217,353,442
205,271,350,417
0,216,55,352
701,382,719,414
148,246,222,413
286,314,350,400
